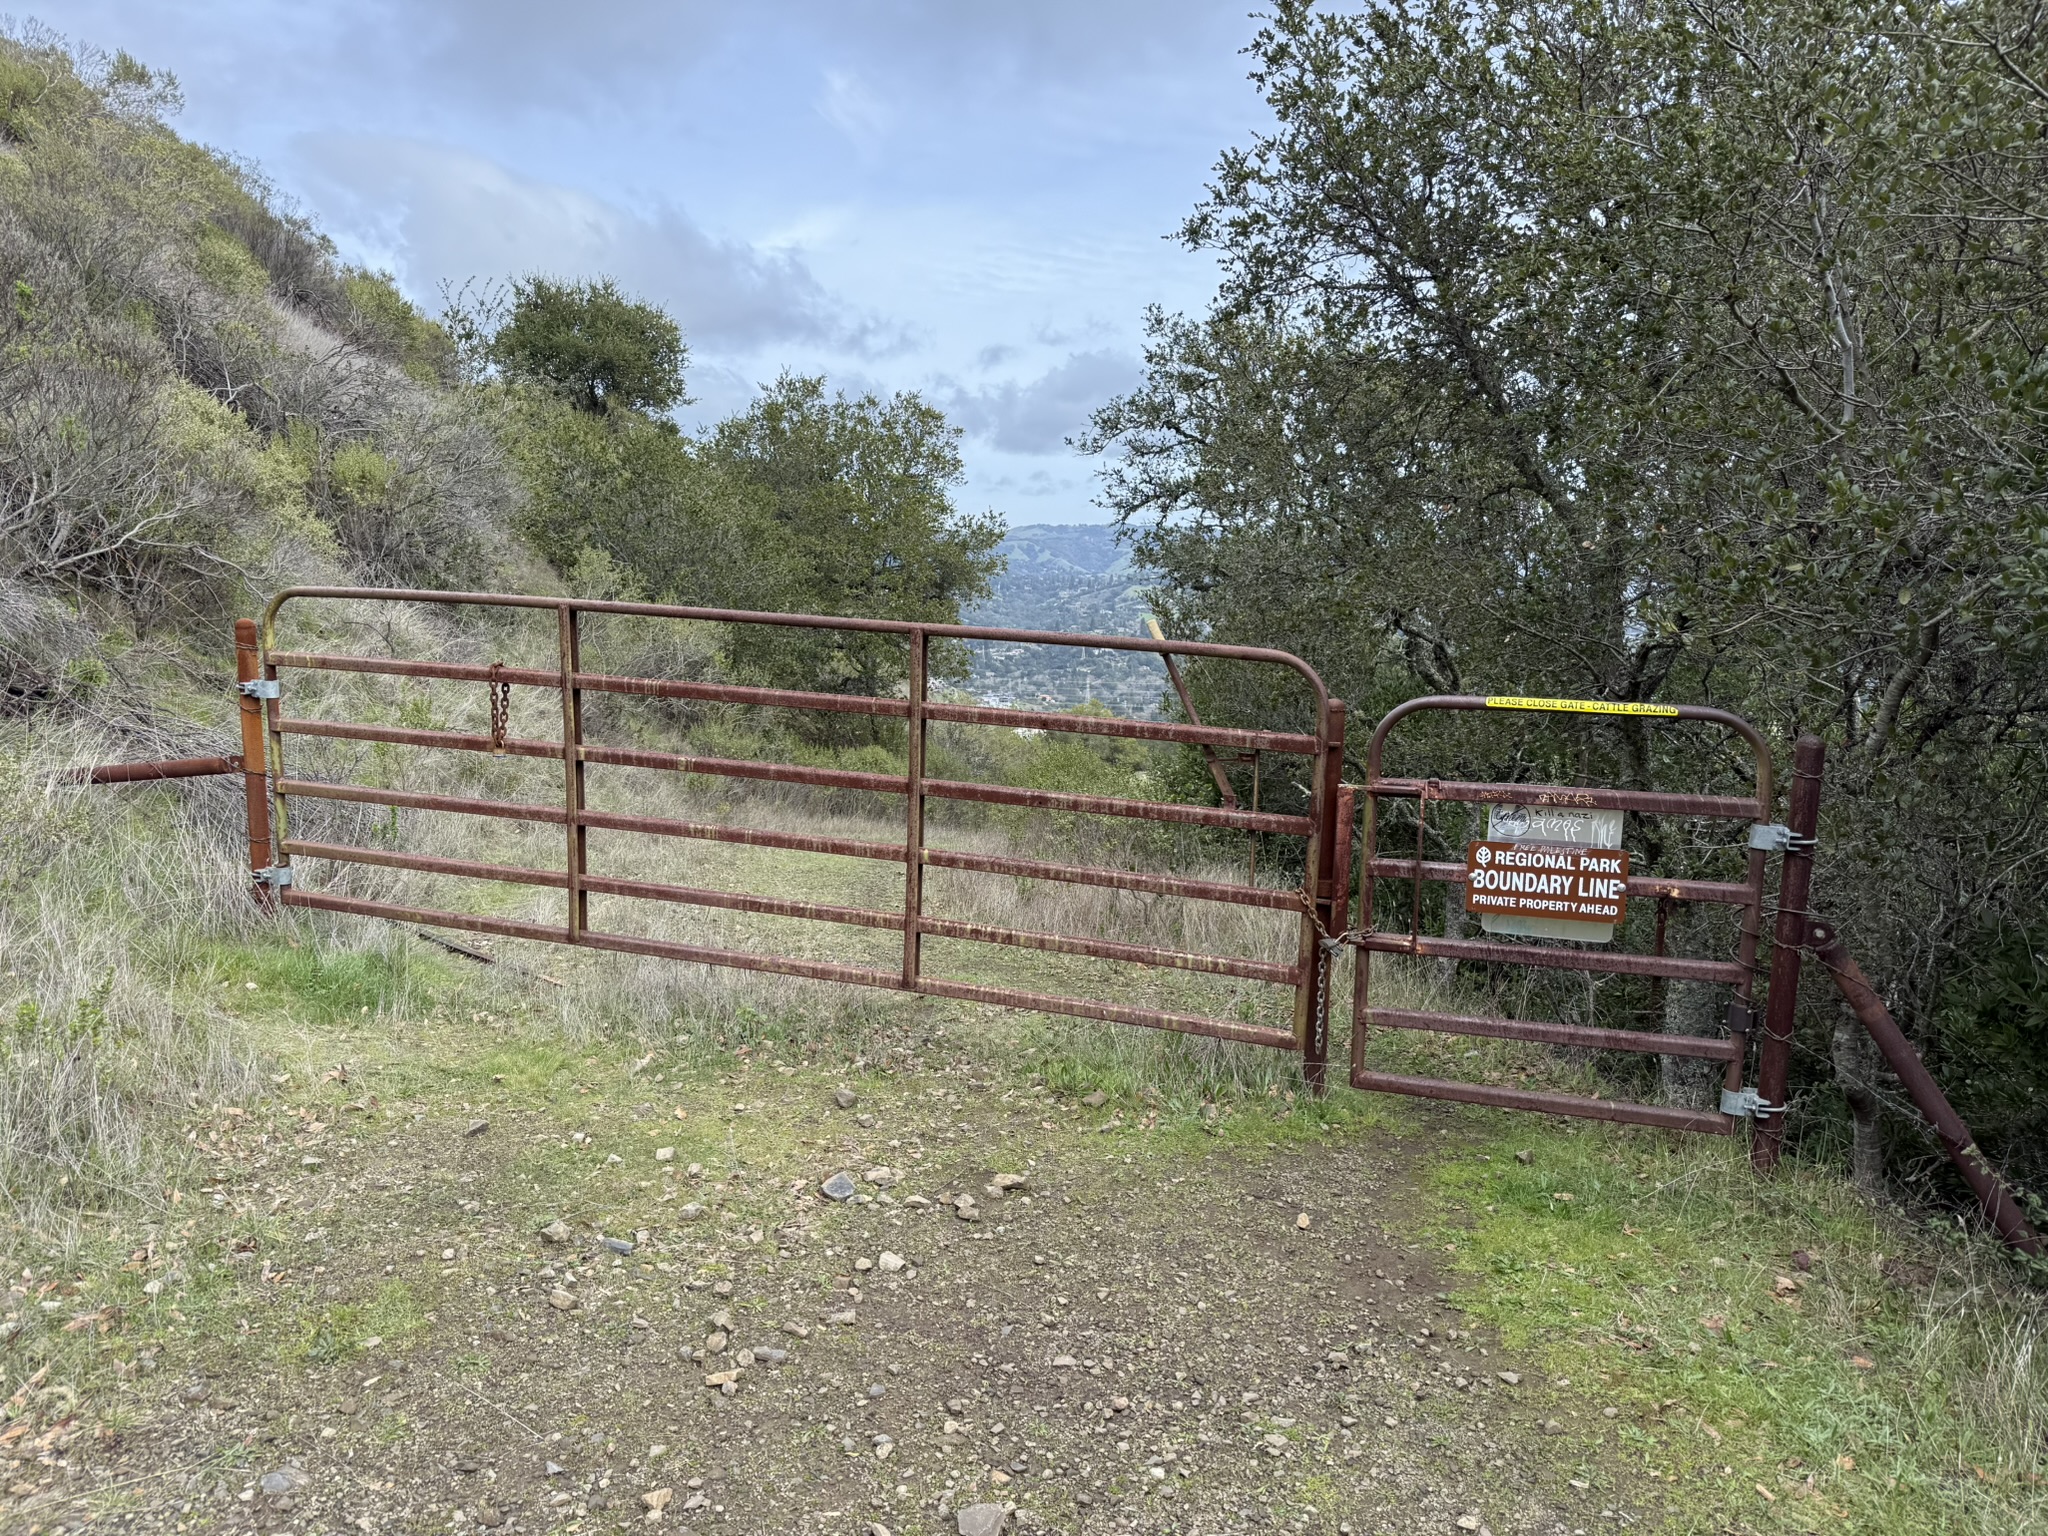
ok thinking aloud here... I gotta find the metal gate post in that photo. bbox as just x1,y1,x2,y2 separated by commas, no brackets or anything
557,604,589,941
1299,700,1347,1094
234,618,277,909
903,628,928,990
1753,733,1824,1173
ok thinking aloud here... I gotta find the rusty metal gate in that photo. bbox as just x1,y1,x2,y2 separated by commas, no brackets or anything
1345,695,1777,1135
246,587,1349,1074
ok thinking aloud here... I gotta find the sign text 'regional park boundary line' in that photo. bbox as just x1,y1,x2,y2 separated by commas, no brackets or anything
1464,840,1631,923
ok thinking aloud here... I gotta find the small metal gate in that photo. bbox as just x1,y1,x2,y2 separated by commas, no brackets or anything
1346,695,1774,1135
249,587,1350,1074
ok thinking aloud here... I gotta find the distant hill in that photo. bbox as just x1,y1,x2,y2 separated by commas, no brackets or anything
960,523,1171,717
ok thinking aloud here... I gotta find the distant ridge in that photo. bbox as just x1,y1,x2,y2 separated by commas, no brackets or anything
961,523,1169,717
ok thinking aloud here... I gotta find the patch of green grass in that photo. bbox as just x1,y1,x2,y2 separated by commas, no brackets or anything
194,937,438,1028
281,1280,429,1367
1424,1118,2048,1534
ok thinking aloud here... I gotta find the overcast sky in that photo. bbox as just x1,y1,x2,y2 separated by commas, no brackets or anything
43,1,1276,527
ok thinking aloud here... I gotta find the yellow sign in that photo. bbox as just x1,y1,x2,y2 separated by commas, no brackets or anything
1485,695,1679,718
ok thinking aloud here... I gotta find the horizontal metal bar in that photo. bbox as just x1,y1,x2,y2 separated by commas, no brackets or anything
915,976,1297,1050
576,807,906,862
285,889,906,990
922,847,1304,911
572,928,907,989
279,716,908,794
1365,1007,1741,1060
263,588,1334,714
268,651,911,719
578,742,903,794
283,889,568,945
1366,856,1757,908
1369,778,1762,821
1358,931,1746,985
581,875,905,931
284,839,904,932
923,699,1318,756
282,890,1298,1050
282,839,564,888
1350,1069,1734,1134
278,778,567,824
573,671,909,719
924,778,1311,834
281,716,1312,830
62,755,241,784
270,652,557,687
280,717,560,761
917,915,1297,984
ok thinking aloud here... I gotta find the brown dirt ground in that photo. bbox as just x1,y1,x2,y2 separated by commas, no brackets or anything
7,1005,1659,1536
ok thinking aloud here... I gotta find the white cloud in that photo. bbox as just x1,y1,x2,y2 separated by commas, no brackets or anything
295,135,915,357
944,350,1142,455
816,68,893,153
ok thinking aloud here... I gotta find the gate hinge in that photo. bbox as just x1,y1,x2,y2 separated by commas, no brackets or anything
252,865,293,888
1747,822,1815,854
238,678,281,700
1720,1087,1783,1119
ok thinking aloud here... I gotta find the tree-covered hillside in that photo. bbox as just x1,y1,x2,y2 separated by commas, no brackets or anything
962,523,1166,715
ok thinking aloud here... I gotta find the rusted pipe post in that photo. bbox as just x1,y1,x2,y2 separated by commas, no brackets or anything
64,756,240,785
1809,921,2042,1256
1300,701,1347,1097
903,628,928,990
234,618,277,909
1753,733,1824,1173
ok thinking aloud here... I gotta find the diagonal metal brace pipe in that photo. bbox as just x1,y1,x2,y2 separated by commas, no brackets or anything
1806,918,2042,1257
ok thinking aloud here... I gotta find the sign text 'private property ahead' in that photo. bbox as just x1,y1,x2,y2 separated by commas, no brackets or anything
1465,840,1630,924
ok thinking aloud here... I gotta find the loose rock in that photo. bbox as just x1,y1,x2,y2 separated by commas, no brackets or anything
956,1504,1008,1536
539,1220,571,1245
833,1088,858,1109
821,1171,859,1201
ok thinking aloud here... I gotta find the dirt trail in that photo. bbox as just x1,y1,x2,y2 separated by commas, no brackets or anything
16,1032,1652,1536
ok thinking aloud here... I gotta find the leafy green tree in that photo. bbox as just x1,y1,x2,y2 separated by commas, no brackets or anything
704,373,1004,705
1087,0,2048,1194
493,277,687,415
504,390,759,604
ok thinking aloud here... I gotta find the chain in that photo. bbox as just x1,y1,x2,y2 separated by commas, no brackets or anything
488,663,510,755
1299,888,1366,1055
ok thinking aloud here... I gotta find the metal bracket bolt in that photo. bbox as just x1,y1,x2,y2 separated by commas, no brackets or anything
252,866,294,888
1721,1087,1783,1119
238,679,281,700
1748,822,1815,854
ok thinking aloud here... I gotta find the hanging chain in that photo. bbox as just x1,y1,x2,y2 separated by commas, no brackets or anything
1298,887,1365,1056
488,663,511,755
